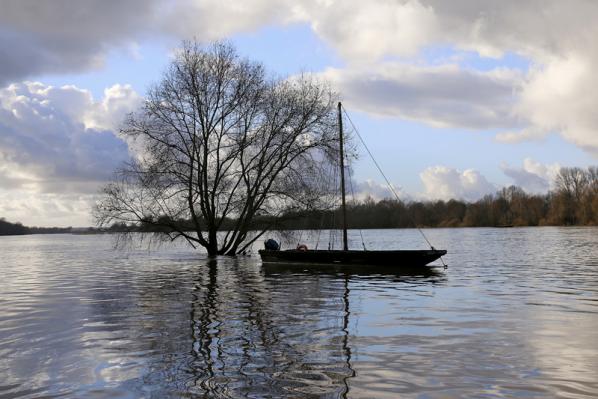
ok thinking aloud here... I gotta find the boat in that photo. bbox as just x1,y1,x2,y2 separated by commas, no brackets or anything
259,102,447,268
260,249,446,268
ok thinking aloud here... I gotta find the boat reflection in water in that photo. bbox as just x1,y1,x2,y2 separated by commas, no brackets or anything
261,262,444,278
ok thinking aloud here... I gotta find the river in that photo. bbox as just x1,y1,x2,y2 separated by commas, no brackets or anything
1,227,597,398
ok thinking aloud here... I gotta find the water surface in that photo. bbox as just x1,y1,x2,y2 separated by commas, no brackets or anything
1,227,597,398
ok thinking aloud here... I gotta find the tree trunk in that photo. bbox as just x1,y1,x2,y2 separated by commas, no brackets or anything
207,229,219,256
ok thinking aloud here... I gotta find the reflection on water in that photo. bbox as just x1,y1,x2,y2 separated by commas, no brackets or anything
0,227,597,398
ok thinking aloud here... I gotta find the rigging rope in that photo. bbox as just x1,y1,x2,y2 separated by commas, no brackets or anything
315,158,333,250
314,225,322,250
346,159,367,250
329,154,340,250
341,106,446,266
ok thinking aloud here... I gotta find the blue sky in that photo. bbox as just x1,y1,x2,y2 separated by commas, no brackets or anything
33,24,595,191
1,1,597,226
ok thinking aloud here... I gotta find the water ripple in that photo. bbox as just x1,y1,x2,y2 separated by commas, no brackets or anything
0,227,597,398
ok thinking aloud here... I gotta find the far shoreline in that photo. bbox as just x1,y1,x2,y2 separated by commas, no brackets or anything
2,224,597,238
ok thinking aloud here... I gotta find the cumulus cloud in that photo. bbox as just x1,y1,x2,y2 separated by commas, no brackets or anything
301,0,598,154
307,0,598,155
420,166,496,201
164,0,298,40
351,179,411,202
0,0,590,77
2,0,598,155
0,191,96,227
510,54,598,155
0,81,140,225
297,0,597,64
501,158,560,194
173,0,596,154
302,0,437,61
0,81,136,225
0,0,163,85
83,84,143,131
0,0,297,85
322,63,522,129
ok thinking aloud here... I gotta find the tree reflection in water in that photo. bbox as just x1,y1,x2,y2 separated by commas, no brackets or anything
0,239,443,399
177,259,441,397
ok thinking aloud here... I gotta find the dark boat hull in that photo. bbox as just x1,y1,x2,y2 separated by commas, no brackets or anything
258,249,447,267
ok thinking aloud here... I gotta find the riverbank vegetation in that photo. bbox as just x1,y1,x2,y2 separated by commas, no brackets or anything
0,218,73,236
2,166,595,236
278,166,598,228
0,219,28,235
137,165,596,230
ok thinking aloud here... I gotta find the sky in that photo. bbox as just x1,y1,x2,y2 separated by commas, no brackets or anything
0,0,597,227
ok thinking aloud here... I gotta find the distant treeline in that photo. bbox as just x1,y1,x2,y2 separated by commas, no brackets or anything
108,166,597,231
0,218,73,236
0,218,29,235
274,166,598,229
2,166,596,236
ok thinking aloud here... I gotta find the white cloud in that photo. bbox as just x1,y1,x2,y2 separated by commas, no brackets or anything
83,84,142,131
351,179,411,202
2,0,598,156
420,166,496,201
0,82,136,225
300,0,598,155
510,53,598,155
303,0,438,61
0,0,161,85
0,82,134,185
501,158,560,194
495,127,547,144
322,63,522,129
0,190,95,227
163,0,299,40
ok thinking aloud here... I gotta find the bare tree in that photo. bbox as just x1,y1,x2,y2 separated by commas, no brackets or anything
94,41,338,255
555,167,588,202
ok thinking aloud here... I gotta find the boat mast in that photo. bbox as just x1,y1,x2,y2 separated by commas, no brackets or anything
338,102,349,251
